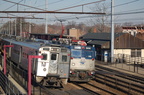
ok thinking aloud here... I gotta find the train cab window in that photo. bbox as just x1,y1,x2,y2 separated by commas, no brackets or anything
62,55,67,62
83,51,94,59
51,54,57,60
42,53,47,60
71,50,81,58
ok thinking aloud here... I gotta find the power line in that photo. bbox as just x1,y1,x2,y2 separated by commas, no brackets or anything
117,7,144,13
48,10,144,21
54,0,105,11
24,0,66,10
49,0,141,24
3,0,23,11
113,0,140,8
3,0,46,11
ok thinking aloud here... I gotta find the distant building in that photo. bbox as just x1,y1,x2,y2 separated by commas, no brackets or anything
122,26,144,36
67,28,81,40
80,32,144,63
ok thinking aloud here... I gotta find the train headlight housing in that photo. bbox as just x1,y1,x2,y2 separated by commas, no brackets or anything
91,71,95,75
43,68,46,71
72,63,75,66
60,69,63,73
70,70,75,74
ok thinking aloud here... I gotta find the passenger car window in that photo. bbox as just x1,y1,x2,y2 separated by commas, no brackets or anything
62,55,67,62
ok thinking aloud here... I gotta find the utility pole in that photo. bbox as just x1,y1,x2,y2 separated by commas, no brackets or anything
20,18,22,37
111,0,114,63
15,19,17,36
8,20,10,36
45,0,48,34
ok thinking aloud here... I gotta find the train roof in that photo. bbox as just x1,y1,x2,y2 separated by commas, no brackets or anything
2,38,42,49
2,38,64,49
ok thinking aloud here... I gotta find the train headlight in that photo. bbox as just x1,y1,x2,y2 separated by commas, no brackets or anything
60,69,63,73
72,63,75,66
91,71,95,75
43,68,46,71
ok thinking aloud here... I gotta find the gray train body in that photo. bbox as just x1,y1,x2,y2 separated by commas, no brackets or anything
0,38,70,86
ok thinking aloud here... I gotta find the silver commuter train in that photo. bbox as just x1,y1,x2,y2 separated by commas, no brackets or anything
0,38,70,86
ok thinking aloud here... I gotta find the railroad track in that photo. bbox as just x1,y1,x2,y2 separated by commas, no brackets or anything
72,80,126,95
95,64,144,95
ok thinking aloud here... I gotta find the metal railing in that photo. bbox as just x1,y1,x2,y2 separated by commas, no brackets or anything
0,70,25,95
96,54,144,75
0,54,25,95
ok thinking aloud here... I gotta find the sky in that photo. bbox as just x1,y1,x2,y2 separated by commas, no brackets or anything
0,0,144,25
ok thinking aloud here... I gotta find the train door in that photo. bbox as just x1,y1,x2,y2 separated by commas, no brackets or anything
36,50,50,77
49,53,59,74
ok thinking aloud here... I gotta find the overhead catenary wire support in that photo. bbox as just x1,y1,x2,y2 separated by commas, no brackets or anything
111,0,114,63
51,0,140,23
0,11,105,15
45,0,48,34
55,10,144,22
23,0,105,17
2,0,141,23
0,17,44,19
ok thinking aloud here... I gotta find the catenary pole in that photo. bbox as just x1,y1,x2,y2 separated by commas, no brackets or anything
45,0,48,34
111,0,114,63
28,55,43,95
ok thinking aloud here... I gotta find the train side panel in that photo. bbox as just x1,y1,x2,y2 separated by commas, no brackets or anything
58,48,70,78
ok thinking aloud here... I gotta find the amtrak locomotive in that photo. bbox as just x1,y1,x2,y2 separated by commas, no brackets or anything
0,38,70,86
67,41,96,82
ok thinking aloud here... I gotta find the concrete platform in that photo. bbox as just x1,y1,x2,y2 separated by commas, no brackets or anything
95,60,144,77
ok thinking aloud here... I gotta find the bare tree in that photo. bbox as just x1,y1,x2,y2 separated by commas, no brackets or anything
89,3,110,32
66,21,77,29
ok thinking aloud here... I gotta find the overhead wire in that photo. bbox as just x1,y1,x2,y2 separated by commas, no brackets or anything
54,0,105,11
1,0,143,25
113,0,140,8
3,0,23,11
49,0,142,23
24,0,66,10
47,0,141,23
2,0,46,11
23,0,105,18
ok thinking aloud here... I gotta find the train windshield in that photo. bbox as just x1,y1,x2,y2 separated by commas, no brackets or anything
83,50,94,59
71,50,81,58
62,55,67,62
51,54,57,60
41,53,47,60
71,49,95,59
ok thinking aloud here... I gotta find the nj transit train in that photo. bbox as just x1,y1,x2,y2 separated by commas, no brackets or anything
0,38,70,86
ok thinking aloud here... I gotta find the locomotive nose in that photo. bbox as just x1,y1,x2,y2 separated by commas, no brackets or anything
79,72,87,79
